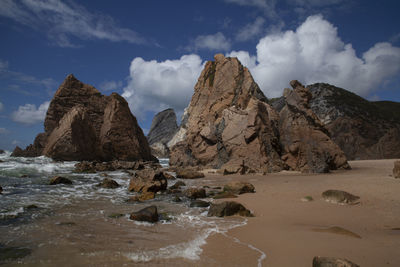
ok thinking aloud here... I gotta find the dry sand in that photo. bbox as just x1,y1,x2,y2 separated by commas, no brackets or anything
197,159,400,267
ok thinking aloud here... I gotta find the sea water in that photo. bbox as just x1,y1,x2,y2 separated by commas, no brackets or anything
0,152,251,266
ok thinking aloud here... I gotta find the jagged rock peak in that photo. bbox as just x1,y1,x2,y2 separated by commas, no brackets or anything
147,108,178,145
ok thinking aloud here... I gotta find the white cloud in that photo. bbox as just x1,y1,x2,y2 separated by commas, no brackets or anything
228,15,400,97
236,17,265,42
122,55,204,118
11,101,50,125
99,80,123,91
0,0,145,47
188,32,231,52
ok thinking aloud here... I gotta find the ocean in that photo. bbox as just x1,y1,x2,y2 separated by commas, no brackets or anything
0,152,248,266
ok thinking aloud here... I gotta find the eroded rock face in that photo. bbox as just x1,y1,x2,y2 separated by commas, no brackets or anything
169,54,283,173
278,81,350,173
147,109,178,157
12,74,154,162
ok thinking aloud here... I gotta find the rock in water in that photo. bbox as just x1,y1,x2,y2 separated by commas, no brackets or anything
130,206,158,223
12,74,155,162
207,201,253,217
97,178,120,189
147,108,178,157
169,54,283,173
128,169,167,193
49,176,73,185
393,161,400,178
312,256,359,267
278,81,350,173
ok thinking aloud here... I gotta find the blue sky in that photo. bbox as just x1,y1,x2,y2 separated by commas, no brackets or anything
0,0,399,150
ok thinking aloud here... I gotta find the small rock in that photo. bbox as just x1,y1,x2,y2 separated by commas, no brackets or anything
49,176,72,185
176,169,205,179
108,213,125,219
170,181,186,190
207,201,253,217
184,188,206,199
223,181,255,194
213,191,238,199
172,196,182,202
20,174,28,178
190,200,210,208
25,204,39,210
312,256,359,267
393,161,400,178
301,196,314,202
97,178,120,189
0,244,31,263
130,206,158,223
322,190,360,204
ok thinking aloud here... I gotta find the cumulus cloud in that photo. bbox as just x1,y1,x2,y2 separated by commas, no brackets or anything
0,0,145,47
236,17,266,42
11,101,50,125
228,15,400,97
122,55,204,118
188,32,231,52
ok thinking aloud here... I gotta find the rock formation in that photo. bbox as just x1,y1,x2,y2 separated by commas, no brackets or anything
169,54,349,173
147,108,178,157
12,74,155,162
169,54,283,173
271,83,400,160
278,81,350,173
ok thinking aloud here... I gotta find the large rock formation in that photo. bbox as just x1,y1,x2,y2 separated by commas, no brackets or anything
169,54,283,173
278,81,350,173
12,74,155,162
307,83,400,160
147,108,178,157
170,54,349,173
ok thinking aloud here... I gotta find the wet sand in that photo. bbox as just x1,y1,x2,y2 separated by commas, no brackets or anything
200,159,400,267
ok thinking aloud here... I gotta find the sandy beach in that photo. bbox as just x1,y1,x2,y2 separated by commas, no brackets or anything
198,159,400,267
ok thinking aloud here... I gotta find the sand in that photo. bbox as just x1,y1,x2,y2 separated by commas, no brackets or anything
198,159,400,267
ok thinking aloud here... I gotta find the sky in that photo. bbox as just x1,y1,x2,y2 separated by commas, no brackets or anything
0,0,399,150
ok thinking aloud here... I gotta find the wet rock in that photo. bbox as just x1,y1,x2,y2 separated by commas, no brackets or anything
25,204,39,210
49,176,72,185
0,149,4,154
164,172,175,180
212,191,238,199
207,201,253,217
0,186,2,194
108,213,125,219
74,160,146,173
56,221,77,226
279,81,350,173
322,190,360,204
130,206,158,223
0,244,31,263
393,161,400,178
223,181,255,194
172,196,182,202
312,256,360,267
184,188,206,199
170,181,186,190
97,178,120,189
176,169,205,179
20,174,28,178
127,192,156,202
190,200,210,208
128,169,167,193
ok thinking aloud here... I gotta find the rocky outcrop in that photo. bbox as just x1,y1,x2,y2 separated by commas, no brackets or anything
278,81,350,173
128,169,167,193
147,109,178,157
169,54,283,173
12,74,155,162
308,83,400,160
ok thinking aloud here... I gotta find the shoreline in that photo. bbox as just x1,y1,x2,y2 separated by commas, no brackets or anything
199,159,400,267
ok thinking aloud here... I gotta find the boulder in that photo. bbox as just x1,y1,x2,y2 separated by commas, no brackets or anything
128,192,156,202
0,149,4,154
147,108,178,157
393,161,400,178
190,200,210,208
130,206,158,223
223,181,255,194
128,169,167,193
12,74,155,162
49,176,72,185
278,81,350,173
322,190,360,204
97,178,119,189
207,201,253,217
169,54,283,173
184,188,206,199
312,256,359,267
176,169,205,179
